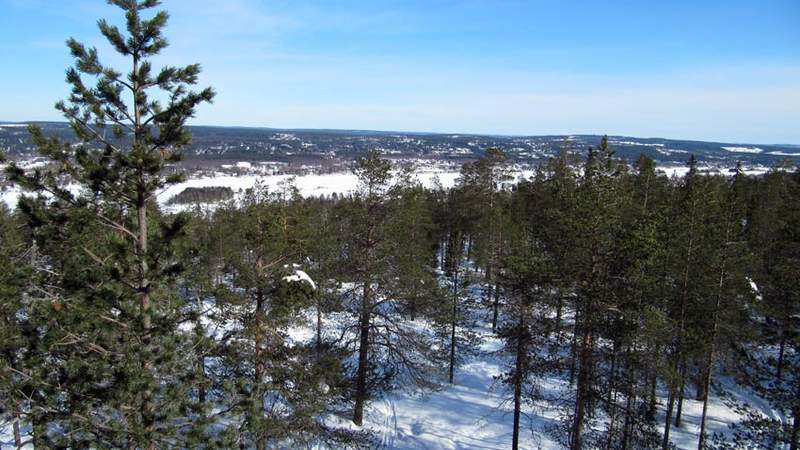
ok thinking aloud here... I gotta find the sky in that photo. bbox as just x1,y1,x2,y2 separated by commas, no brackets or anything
0,0,798,144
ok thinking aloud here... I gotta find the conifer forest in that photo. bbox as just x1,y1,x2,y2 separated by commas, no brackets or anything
0,2,798,449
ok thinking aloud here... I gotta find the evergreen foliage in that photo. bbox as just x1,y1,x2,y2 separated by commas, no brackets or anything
1,4,797,448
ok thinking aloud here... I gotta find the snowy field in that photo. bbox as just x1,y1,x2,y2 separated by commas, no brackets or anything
1,168,539,211
2,161,776,212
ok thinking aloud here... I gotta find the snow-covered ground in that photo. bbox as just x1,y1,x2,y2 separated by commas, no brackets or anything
2,168,536,210
355,328,746,450
359,326,562,450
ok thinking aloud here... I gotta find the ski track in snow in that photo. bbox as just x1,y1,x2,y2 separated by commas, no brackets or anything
377,394,398,449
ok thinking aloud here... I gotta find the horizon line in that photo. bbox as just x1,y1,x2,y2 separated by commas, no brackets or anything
1,119,798,147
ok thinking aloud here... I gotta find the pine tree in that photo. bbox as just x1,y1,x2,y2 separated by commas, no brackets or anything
0,204,31,448
343,151,443,426
4,1,214,446
696,165,754,449
568,136,628,450
614,154,670,449
457,148,513,331
207,184,348,448
498,182,558,450
346,151,395,426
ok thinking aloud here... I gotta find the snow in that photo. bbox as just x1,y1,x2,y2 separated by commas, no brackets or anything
353,328,748,450
156,170,471,211
283,269,316,290
611,140,665,147
1,187,21,208
722,146,763,154
360,328,559,449
1,183,83,209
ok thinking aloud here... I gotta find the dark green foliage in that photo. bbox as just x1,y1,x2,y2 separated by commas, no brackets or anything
1,0,214,447
167,186,234,205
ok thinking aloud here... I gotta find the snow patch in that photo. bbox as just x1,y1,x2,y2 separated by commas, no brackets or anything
283,269,316,290
722,146,763,154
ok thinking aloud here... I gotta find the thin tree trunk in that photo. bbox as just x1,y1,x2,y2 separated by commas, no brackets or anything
665,225,694,448
571,302,594,450
621,368,635,450
555,291,563,343
674,360,686,427
569,304,581,385
697,358,713,450
316,296,323,354
198,354,206,404
491,284,500,332
648,367,657,421
353,281,372,426
662,370,676,450
776,315,787,382
512,315,527,450
699,198,734,450
132,40,156,449
13,415,21,448
448,270,458,384
604,342,620,450
254,289,267,450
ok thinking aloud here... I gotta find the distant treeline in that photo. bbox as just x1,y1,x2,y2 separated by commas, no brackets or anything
167,186,234,205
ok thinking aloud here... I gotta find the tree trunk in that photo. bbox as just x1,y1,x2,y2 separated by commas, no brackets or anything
353,281,372,426
254,289,267,450
137,187,155,450
198,354,206,404
13,415,21,448
776,316,787,382
648,350,658,421
697,359,713,450
621,372,635,450
699,202,732,450
569,304,581,385
491,284,501,332
604,343,620,450
512,317,527,450
132,42,156,449
316,296,323,354
555,291,563,344
571,310,594,450
662,375,676,450
648,375,657,420
674,361,686,428
790,407,799,450
448,270,458,384
695,366,706,401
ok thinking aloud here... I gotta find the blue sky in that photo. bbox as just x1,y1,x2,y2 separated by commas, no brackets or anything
1,0,798,143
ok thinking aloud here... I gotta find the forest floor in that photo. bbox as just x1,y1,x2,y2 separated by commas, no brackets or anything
358,318,748,450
